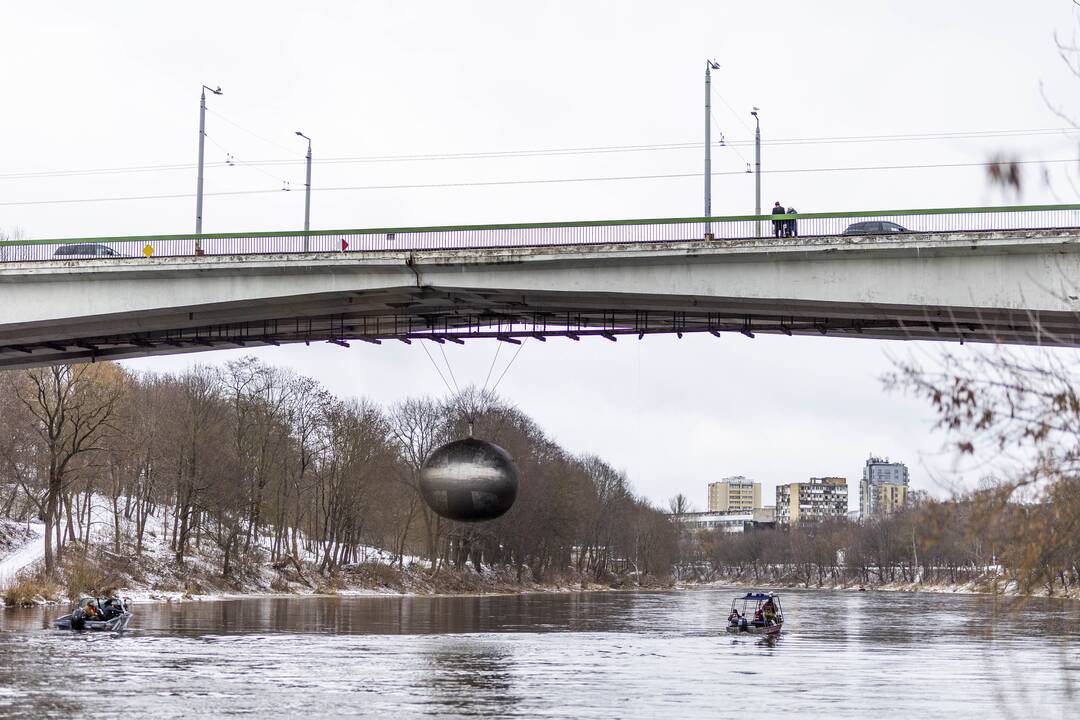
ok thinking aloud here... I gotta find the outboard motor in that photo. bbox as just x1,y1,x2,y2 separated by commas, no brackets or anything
70,607,86,631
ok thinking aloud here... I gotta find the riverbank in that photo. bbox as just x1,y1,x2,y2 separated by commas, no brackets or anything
3,566,671,607
681,573,1080,601
0,521,670,607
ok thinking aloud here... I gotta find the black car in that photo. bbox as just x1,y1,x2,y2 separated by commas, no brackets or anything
842,221,909,235
52,243,123,259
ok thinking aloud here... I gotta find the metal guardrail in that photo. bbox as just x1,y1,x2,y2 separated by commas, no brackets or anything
2,204,1080,263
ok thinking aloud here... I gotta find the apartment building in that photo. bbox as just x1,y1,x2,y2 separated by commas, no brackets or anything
775,476,848,524
859,456,910,519
708,476,761,513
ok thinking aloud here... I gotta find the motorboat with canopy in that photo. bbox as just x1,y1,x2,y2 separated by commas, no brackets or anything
725,591,783,636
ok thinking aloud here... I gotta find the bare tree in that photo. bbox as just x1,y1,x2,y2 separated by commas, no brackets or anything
0,362,681,589
388,396,448,568
9,364,123,575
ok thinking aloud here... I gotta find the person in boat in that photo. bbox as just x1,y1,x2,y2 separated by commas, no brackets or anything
100,598,123,621
752,606,764,626
727,608,743,625
83,599,100,621
762,596,779,625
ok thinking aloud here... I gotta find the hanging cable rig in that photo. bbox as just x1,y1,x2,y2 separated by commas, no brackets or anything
416,344,523,523
419,435,519,523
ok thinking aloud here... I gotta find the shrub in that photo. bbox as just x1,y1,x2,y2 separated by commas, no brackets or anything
62,555,122,602
349,562,403,588
313,573,345,595
3,574,62,606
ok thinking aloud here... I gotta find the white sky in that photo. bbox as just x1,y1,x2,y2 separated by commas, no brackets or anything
4,1,1079,509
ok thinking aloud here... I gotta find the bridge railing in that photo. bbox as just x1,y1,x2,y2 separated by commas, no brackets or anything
3,204,1080,262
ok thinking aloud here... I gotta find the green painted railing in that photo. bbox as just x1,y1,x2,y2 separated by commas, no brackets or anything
2,204,1080,262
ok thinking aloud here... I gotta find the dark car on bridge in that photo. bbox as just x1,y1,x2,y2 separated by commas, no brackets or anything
842,221,909,235
52,243,124,259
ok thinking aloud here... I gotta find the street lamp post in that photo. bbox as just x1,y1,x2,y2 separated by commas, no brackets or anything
195,84,222,255
751,107,761,237
704,59,720,218
295,131,312,249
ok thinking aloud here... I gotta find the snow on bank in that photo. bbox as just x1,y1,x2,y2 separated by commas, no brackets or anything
0,522,45,586
2,494,660,606
689,576,1078,601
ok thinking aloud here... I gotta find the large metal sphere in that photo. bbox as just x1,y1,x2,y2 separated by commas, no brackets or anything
419,438,519,522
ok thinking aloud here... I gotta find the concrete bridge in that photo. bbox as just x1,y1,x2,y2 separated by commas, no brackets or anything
2,204,1080,370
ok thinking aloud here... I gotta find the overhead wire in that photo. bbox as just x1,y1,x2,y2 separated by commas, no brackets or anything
1,157,1076,208
710,113,751,170
205,107,305,157
203,133,296,189
200,104,307,190
1,127,1078,181
707,85,754,171
710,86,756,135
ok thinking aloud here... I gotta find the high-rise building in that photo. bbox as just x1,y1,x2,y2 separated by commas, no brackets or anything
708,476,761,513
859,456,910,519
775,476,848,524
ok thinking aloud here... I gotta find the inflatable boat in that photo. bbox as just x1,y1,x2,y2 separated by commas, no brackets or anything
54,596,132,632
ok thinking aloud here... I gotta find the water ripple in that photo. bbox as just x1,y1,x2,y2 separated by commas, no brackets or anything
0,588,1077,719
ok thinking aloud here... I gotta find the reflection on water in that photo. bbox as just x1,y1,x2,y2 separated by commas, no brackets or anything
423,643,518,715
0,588,1077,719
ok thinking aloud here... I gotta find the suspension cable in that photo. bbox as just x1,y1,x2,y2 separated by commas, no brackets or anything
490,339,529,395
419,340,455,396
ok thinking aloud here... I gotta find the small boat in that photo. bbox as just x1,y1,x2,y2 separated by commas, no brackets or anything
725,592,784,637
54,596,132,632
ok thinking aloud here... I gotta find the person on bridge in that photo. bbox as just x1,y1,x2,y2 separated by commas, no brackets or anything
785,207,798,238
772,201,785,237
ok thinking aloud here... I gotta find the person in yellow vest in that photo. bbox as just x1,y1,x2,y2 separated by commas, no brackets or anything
762,596,778,625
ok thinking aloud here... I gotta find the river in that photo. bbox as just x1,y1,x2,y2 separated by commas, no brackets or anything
0,587,1077,718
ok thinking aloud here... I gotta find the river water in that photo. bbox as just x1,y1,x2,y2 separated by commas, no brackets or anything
0,587,1077,719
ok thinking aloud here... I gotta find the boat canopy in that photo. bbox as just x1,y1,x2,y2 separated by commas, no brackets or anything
740,592,775,600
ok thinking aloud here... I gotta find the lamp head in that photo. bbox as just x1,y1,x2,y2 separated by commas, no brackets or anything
707,59,720,70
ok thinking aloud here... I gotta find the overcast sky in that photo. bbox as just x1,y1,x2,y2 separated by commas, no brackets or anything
4,1,1079,509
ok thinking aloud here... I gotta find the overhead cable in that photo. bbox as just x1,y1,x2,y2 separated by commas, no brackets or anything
0,157,1074,208
1,127,1077,181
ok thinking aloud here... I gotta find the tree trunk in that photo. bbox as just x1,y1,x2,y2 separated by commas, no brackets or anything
43,488,58,576
112,493,122,554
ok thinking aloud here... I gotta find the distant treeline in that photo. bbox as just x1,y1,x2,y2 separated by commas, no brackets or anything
680,479,1080,596
0,360,677,582
680,342,1080,597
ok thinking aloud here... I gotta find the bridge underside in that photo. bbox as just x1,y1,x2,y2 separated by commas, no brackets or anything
0,285,1073,370
3,231,1080,369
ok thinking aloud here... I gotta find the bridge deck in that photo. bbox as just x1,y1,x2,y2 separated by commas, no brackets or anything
3,212,1080,368
3,203,1080,261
